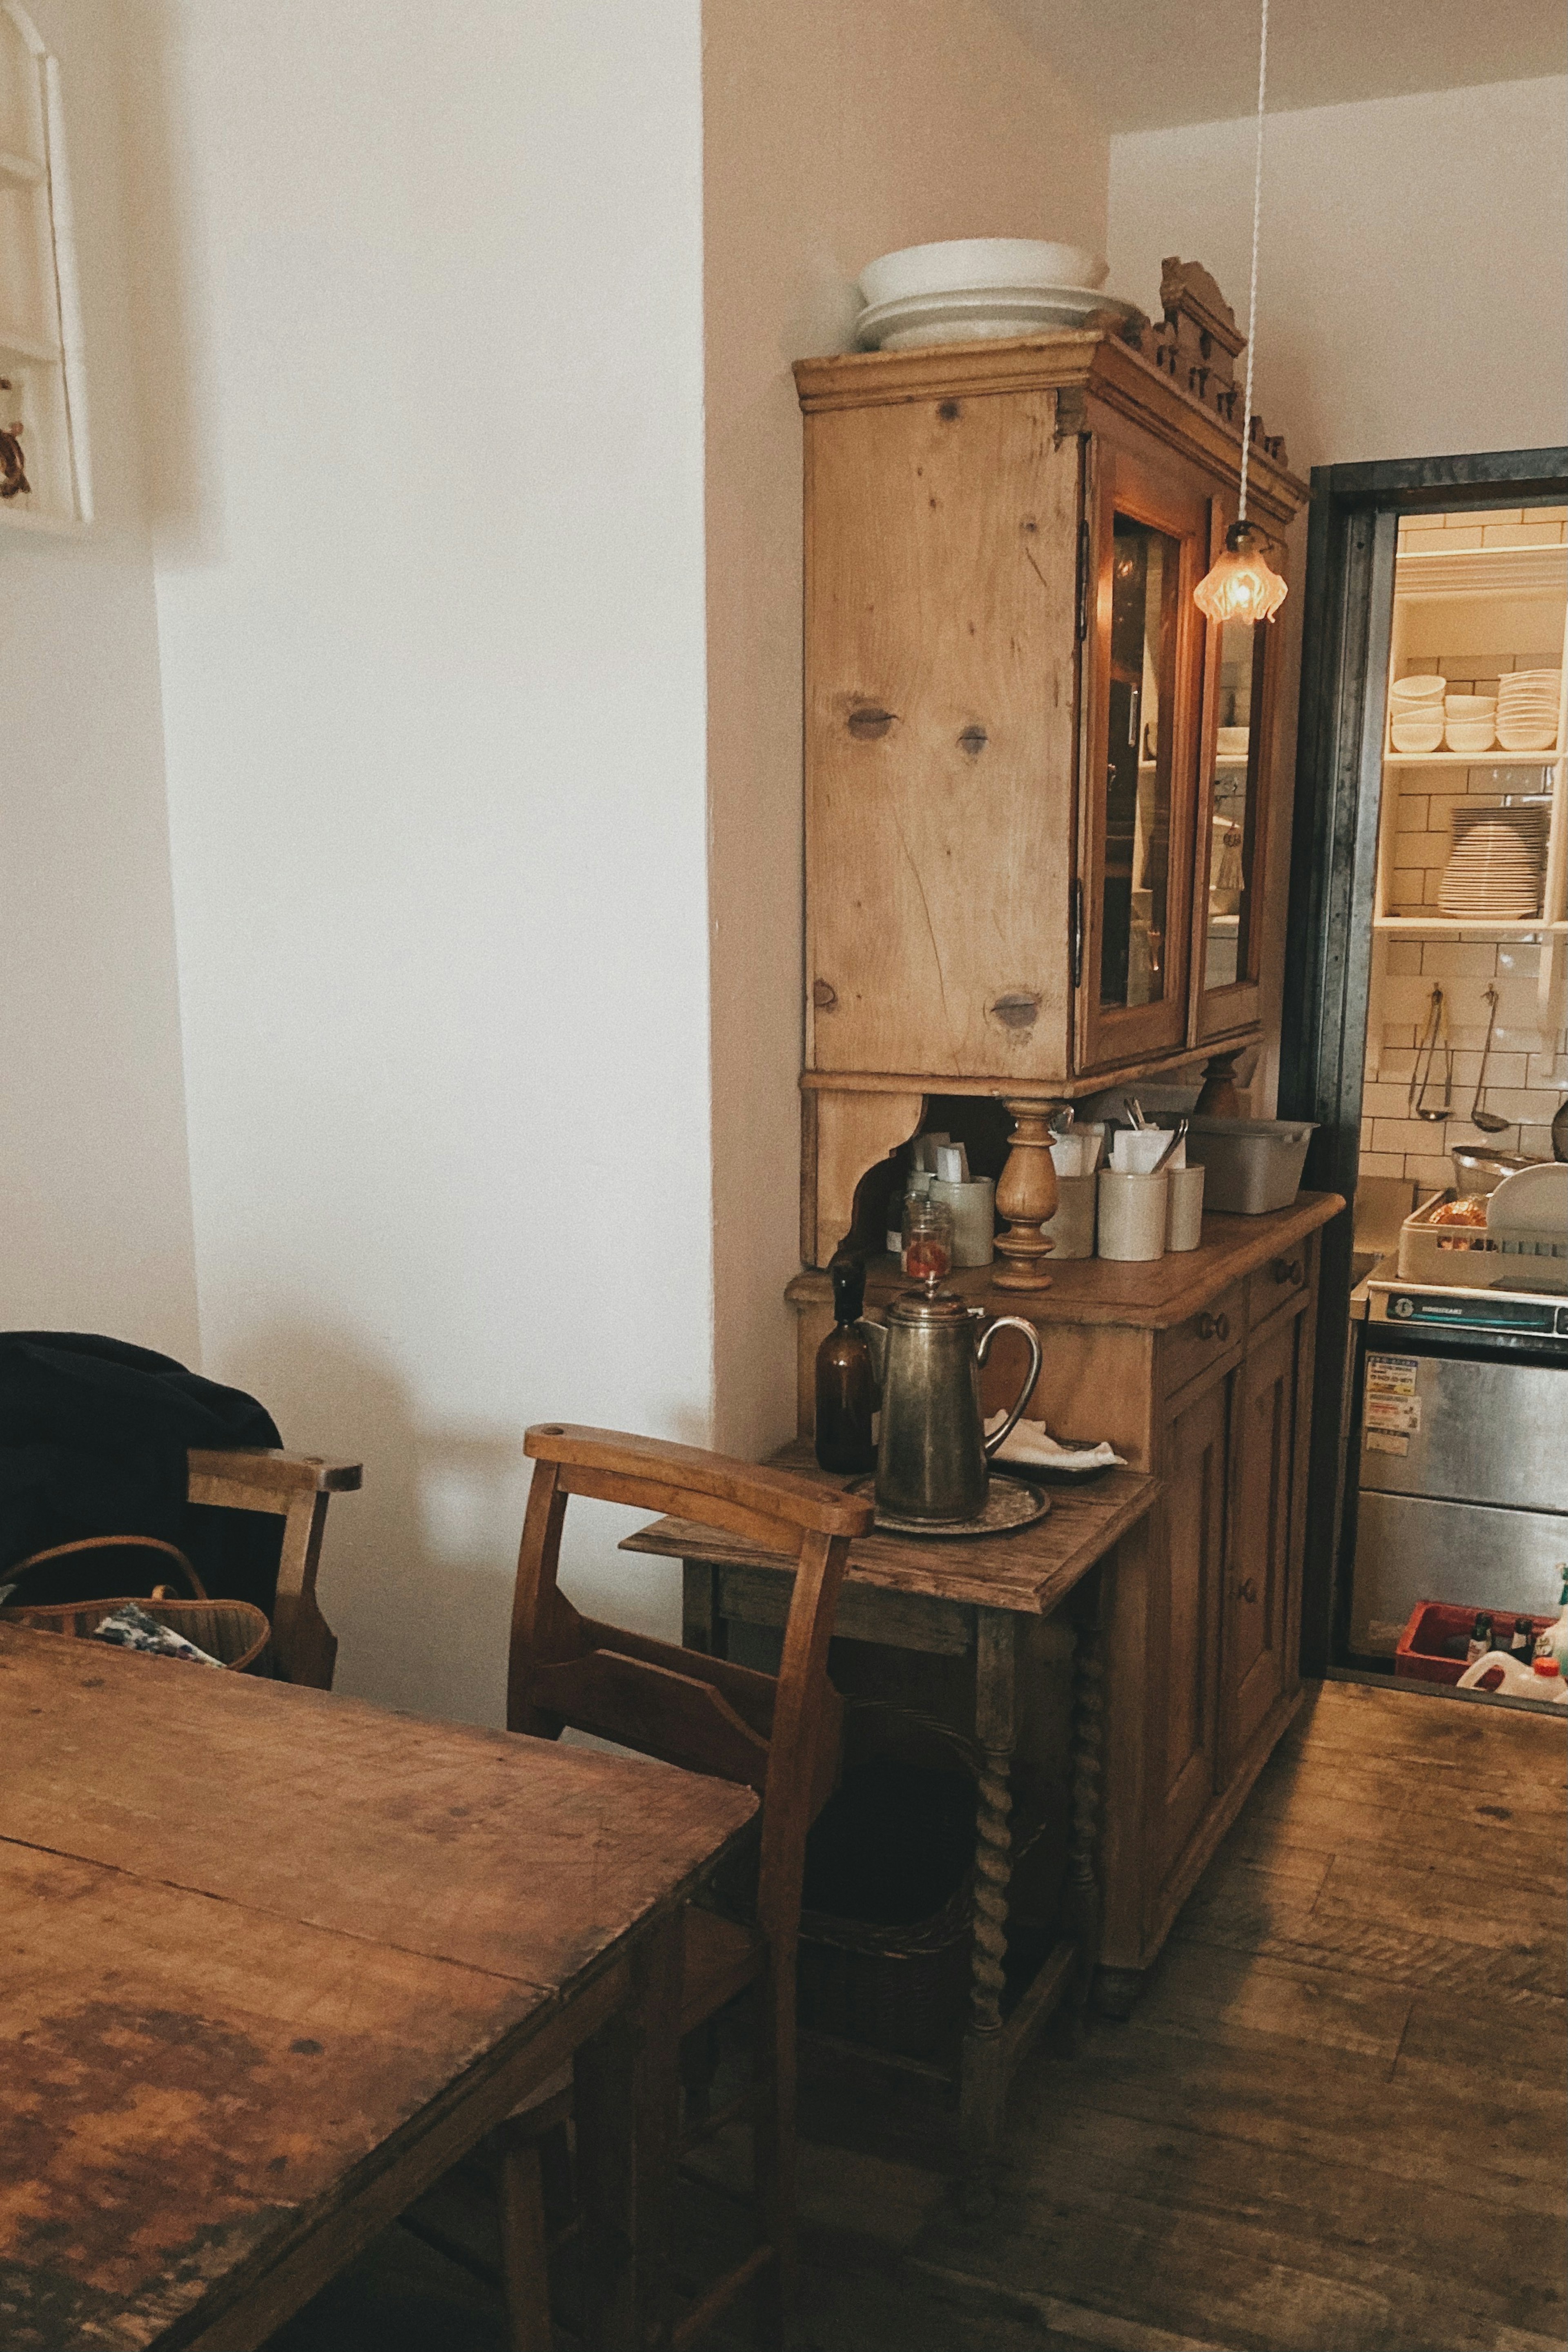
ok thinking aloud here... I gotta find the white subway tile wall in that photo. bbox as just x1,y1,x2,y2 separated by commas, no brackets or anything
1360,935,1566,1182
1360,533,1566,1189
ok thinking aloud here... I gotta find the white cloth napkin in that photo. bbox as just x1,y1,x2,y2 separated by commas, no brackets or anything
984,1414,1126,1472
1110,1127,1184,1174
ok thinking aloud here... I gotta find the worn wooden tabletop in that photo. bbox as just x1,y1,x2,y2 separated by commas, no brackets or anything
623,1447,1158,1618
0,1626,756,2352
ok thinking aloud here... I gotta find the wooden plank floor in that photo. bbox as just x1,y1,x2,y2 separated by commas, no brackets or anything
268,1678,1567,2350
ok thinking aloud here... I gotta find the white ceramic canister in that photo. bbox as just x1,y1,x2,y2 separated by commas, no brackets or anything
1041,1171,1096,1260
1165,1163,1206,1252
928,1175,996,1268
1098,1169,1168,1262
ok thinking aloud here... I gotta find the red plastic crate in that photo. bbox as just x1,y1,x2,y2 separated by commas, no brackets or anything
1395,1599,1555,1688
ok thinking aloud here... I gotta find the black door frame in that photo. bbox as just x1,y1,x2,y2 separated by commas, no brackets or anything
1278,445,1568,1676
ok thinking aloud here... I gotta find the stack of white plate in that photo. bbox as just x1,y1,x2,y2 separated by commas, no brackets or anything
1436,801,1549,919
1388,674,1446,753
853,239,1144,352
1496,668,1561,753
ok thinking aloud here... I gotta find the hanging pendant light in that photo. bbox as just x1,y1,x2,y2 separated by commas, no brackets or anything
1194,0,1287,626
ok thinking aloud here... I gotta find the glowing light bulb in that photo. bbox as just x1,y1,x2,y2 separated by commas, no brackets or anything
1194,520,1288,625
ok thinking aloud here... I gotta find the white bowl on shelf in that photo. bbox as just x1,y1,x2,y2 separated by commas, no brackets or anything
1443,696,1496,717
856,239,1108,308
1495,725,1559,752
1390,674,1446,701
1390,718,1446,754
1444,722,1497,752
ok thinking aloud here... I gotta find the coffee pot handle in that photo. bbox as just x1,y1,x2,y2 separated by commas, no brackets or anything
976,1317,1045,1459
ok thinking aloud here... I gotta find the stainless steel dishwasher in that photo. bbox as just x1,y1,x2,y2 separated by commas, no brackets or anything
1348,1273,1568,1657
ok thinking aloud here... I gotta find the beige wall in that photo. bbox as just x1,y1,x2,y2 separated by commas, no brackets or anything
0,1,197,1357
1108,75,1568,1107
128,0,711,1721
704,0,1109,1455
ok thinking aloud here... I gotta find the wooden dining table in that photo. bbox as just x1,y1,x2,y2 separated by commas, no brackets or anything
0,1624,757,2352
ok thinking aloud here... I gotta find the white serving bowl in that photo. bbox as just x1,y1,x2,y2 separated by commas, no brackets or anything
1390,674,1446,701
1390,720,1446,754
1496,725,1559,751
1443,695,1497,717
856,238,1108,309
1445,723,1497,752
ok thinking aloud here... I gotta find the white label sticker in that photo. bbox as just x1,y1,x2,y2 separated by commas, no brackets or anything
1366,1354,1420,1398
1365,1394,1421,1433
1365,1430,1410,1456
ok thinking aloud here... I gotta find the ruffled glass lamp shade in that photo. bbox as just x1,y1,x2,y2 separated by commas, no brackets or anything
1194,520,1288,624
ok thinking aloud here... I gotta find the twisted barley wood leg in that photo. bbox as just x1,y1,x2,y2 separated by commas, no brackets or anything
1064,1578,1107,2048
958,1607,1017,2216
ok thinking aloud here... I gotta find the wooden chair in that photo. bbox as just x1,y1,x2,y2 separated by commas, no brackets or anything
499,1423,873,2350
187,1448,361,1688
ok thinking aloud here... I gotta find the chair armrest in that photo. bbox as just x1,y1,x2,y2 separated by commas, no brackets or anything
187,1449,363,1512
184,1449,359,1691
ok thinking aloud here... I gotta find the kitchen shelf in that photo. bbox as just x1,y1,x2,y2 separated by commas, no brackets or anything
1395,544,1568,599
1383,751,1561,768
1372,917,1566,935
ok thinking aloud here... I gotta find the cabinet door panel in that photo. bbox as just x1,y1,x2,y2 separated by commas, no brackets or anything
1224,1311,1300,1763
1078,419,1209,1074
1153,1377,1227,1885
1191,499,1290,1045
803,393,1080,1083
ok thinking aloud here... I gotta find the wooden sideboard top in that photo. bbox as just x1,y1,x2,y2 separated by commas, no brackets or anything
786,1192,1344,1333
621,1451,1157,1619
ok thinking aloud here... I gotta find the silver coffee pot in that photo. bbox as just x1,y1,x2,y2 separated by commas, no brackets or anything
857,1289,1043,1523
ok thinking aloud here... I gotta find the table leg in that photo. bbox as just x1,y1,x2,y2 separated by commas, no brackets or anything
1065,1583,1106,2042
959,1607,1016,2216
575,1908,683,2352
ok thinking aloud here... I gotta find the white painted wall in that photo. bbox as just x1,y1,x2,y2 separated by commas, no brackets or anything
0,1,196,1356
128,0,711,1722
1108,76,1568,472
704,0,1109,1458
1109,76,1568,1105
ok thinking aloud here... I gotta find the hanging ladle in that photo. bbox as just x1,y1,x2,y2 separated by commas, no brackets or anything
1408,984,1453,1122
1468,984,1511,1135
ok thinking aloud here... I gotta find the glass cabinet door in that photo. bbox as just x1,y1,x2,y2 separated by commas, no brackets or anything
1080,433,1208,1071
1192,515,1285,1039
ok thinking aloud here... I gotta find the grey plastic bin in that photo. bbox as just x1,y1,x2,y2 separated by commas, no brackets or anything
1185,1117,1318,1215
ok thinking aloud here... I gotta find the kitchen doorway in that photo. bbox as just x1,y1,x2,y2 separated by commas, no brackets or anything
1281,446,1568,1680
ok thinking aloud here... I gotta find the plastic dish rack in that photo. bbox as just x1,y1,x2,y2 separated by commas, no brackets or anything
1397,1191,1568,1289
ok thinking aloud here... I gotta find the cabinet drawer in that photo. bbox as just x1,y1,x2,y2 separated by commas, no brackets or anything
1246,1237,1316,1343
1160,1280,1247,1398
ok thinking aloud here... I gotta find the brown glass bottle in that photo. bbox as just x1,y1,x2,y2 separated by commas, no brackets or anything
815,1251,876,1475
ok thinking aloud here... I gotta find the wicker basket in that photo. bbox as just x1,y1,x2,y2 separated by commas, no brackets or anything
797,1703,979,2060
0,1536,273,1674
798,1876,973,2058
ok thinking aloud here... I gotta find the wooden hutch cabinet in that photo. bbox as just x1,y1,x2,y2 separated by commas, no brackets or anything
793,285,1306,1268
784,273,1341,2020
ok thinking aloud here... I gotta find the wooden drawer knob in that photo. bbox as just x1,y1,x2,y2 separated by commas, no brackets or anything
1197,1311,1230,1342
1237,1577,1258,1603
1274,1257,1303,1286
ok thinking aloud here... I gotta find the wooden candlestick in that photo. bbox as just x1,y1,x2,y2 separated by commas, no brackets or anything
1196,1049,1244,1116
993,1098,1061,1292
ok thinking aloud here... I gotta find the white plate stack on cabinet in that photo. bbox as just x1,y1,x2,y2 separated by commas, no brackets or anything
1359,508,1568,1190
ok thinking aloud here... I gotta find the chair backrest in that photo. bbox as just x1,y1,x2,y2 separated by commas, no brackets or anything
507,1425,873,1942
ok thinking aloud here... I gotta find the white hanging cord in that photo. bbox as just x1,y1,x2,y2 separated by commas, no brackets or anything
1238,0,1269,526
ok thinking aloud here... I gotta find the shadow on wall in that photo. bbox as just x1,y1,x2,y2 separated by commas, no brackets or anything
236,1322,684,1726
